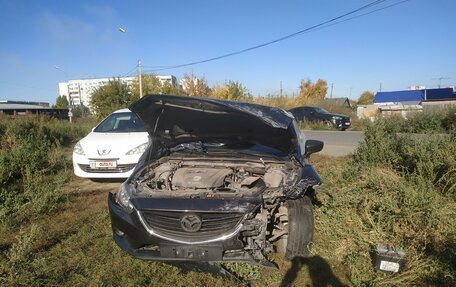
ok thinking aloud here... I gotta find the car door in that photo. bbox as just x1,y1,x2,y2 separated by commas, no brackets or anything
302,107,316,121
290,108,304,121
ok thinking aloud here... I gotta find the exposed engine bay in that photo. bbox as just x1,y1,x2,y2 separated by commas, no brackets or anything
133,156,302,197
127,155,319,263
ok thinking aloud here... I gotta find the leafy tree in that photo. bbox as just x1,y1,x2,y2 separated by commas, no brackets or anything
296,79,327,104
90,78,133,119
161,81,182,95
131,74,161,98
226,81,252,101
181,74,210,97
72,104,91,118
131,74,182,96
209,81,251,102
209,84,229,100
358,91,375,105
53,95,69,109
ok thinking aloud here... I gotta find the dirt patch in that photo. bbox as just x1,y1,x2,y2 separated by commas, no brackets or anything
64,175,120,210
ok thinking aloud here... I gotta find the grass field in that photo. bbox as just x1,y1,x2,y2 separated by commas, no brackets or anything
0,157,351,287
0,116,455,286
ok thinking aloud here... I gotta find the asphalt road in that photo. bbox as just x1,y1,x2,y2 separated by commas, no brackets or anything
303,130,365,156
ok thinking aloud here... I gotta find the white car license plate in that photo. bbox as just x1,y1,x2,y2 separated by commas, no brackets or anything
90,160,117,169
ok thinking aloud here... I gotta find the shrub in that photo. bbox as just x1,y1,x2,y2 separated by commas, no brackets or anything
2,224,42,286
354,120,456,195
0,117,93,225
405,111,445,133
314,118,456,286
353,120,401,167
442,108,456,132
372,108,456,134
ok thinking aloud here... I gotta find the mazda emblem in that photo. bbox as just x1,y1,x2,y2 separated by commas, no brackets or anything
180,214,202,233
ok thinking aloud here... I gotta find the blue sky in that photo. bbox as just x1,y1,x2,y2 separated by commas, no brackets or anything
0,0,455,104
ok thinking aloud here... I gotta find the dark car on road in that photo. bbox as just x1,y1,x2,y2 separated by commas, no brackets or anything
288,106,351,130
108,95,324,266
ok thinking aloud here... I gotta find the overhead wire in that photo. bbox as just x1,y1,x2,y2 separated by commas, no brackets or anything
140,0,410,72
311,0,411,33
120,66,139,77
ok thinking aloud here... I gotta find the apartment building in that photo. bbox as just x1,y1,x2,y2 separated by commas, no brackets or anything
58,75,177,109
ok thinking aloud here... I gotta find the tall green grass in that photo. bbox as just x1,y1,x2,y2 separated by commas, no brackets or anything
367,108,456,134
0,211,238,287
0,113,454,286
314,118,456,286
0,117,95,225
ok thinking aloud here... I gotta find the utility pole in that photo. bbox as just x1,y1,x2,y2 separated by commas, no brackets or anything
330,83,334,98
118,28,143,98
78,83,86,118
379,82,382,92
432,77,451,88
138,60,143,98
280,81,283,97
68,89,73,123
54,65,73,123
77,83,83,119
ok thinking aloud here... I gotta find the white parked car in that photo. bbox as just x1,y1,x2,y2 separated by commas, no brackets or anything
73,108,149,179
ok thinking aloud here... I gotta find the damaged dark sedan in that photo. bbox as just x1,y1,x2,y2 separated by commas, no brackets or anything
108,94,324,266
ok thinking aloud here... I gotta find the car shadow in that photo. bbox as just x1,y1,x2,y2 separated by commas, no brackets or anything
280,256,345,287
168,261,246,285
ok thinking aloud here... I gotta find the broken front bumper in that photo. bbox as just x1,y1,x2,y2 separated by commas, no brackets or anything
107,192,261,262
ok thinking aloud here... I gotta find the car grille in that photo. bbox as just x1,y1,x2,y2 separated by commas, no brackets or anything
78,164,136,173
140,210,245,242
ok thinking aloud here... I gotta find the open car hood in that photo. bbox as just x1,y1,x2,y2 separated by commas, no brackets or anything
129,95,297,154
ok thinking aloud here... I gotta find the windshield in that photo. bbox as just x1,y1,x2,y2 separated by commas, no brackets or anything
94,112,145,133
313,107,329,114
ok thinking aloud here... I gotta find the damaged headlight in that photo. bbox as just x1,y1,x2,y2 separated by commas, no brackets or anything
73,141,85,155
126,142,148,155
116,182,135,211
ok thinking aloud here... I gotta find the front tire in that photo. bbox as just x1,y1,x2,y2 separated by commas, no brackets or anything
278,196,314,260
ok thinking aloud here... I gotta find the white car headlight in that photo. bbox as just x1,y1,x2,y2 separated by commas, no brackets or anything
116,183,134,211
126,142,148,155
73,141,85,155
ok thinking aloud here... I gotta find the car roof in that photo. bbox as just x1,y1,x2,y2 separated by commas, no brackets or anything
112,108,131,113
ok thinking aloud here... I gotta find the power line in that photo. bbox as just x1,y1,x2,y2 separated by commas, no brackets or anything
294,0,411,35
141,0,410,72
142,0,387,70
121,65,139,77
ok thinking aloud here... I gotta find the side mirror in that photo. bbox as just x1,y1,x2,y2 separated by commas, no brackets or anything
305,140,324,156
91,127,95,132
